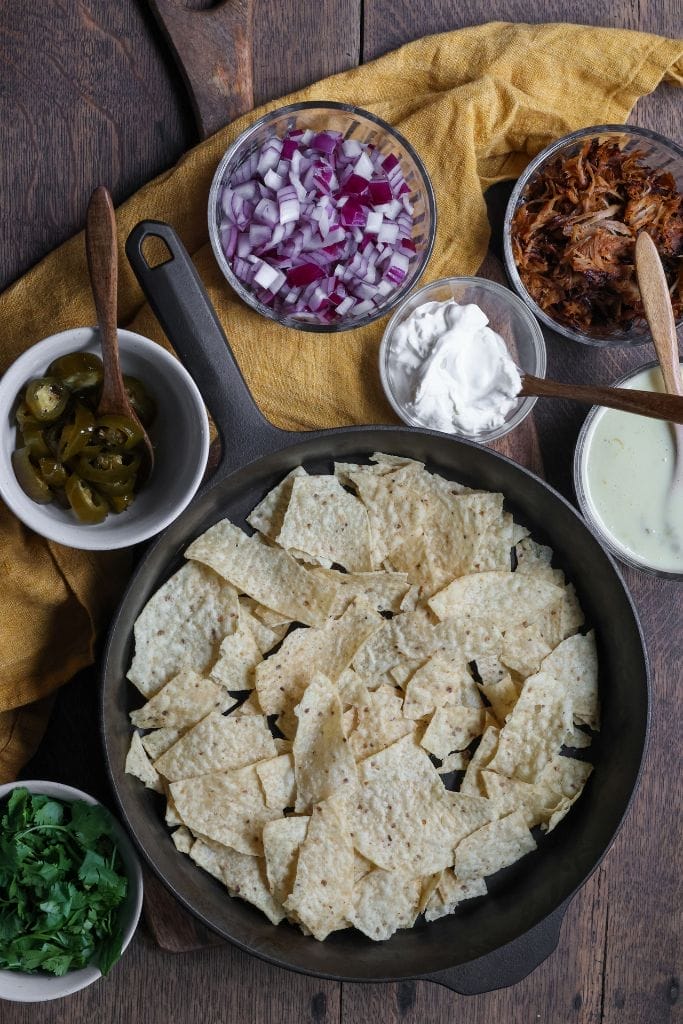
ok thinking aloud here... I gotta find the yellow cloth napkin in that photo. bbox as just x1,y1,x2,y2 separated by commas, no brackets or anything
1,22,681,781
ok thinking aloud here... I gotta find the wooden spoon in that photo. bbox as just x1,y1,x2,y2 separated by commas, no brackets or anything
634,231,683,482
519,373,683,424
85,186,154,477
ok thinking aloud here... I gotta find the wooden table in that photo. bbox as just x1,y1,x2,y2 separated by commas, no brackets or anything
1,3,680,1022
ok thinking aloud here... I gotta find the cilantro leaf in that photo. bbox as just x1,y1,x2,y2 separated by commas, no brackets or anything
0,788,129,978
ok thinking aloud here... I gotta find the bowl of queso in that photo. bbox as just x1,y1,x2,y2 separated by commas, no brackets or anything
574,360,683,579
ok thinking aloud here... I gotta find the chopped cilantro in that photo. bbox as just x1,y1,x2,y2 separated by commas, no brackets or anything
0,788,128,977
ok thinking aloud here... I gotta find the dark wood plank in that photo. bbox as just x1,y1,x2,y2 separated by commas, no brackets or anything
0,0,194,293
251,0,360,106
3,922,340,1024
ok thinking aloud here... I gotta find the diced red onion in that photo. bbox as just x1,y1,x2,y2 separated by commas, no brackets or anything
219,129,419,322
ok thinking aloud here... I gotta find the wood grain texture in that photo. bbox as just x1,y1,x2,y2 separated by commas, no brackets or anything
148,0,255,138
2,0,681,1022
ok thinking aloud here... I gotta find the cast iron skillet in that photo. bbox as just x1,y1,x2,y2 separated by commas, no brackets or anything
101,221,650,995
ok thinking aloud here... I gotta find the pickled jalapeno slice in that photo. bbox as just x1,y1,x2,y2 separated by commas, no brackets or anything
12,348,156,523
58,403,95,462
95,414,144,451
38,458,68,488
76,451,140,485
12,448,53,503
24,378,69,422
123,376,157,427
46,352,104,392
65,475,109,524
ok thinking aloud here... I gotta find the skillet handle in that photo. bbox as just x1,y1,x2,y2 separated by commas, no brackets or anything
125,220,291,480
424,900,569,995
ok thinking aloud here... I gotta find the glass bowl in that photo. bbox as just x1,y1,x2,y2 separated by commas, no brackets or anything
574,360,683,580
208,101,436,333
379,277,546,443
503,124,683,347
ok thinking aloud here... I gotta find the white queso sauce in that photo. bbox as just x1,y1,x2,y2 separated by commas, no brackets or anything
581,364,683,573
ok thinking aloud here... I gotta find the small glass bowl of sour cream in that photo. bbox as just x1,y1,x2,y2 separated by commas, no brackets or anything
379,277,546,442
574,361,683,580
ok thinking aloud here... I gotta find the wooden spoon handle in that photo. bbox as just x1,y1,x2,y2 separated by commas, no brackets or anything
147,0,254,140
521,374,683,424
86,187,124,414
635,232,682,398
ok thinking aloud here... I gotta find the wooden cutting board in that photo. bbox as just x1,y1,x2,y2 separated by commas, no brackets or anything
141,0,543,954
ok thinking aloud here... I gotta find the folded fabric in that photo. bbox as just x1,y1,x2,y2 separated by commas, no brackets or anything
0,22,681,780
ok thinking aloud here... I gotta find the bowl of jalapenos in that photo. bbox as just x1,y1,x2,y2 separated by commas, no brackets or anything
0,327,210,550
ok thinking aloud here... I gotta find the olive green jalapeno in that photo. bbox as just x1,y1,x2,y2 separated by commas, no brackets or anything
24,378,70,422
46,352,104,392
12,350,156,523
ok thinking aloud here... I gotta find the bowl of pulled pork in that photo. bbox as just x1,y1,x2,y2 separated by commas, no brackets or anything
504,125,683,346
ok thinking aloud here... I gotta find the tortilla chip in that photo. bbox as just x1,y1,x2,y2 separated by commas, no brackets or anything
284,790,354,940
424,872,487,922
390,491,504,596
246,467,307,540
190,837,286,924
478,673,520,725
171,825,194,854
420,707,485,759
403,653,482,720
417,872,443,914
262,816,309,905
460,726,500,797
165,792,182,827
564,726,592,750
209,616,265,691
348,686,415,760
437,751,470,774
429,572,564,634
153,711,276,781
228,692,263,716
353,850,375,882
238,599,290,654
354,734,466,875
255,597,382,718
245,599,293,630
127,562,240,696
348,870,421,940
474,513,514,573
487,671,573,782
256,753,296,810
277,475,374,572
125,732,163,793
186,520,338,627
500,622,554,679
170,764,281,855
130,670,229,730
292,674,358,813
351,608,438,682
311,567,411,617
141,727,184,761
337,668,371,709
454,810,537,880
540,632,599,730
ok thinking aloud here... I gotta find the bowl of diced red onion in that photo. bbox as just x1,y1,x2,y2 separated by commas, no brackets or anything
208,101,437,331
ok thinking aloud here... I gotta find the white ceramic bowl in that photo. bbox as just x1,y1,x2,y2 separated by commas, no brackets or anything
0,327,210,550
0,780,143,1003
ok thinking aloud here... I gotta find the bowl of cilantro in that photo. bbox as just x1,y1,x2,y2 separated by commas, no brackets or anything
0,781,143,1002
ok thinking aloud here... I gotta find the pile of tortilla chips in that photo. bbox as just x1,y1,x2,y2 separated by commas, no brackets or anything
125,454,598,941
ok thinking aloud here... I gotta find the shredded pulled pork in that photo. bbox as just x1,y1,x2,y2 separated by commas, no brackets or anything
511,138,683,335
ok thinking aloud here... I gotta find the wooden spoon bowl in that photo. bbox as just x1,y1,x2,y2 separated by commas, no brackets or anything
85,186,155,479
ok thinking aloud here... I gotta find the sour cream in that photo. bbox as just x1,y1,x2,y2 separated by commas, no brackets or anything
579,364,683,575
387,300,522,434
